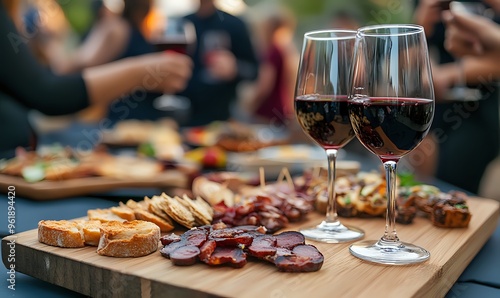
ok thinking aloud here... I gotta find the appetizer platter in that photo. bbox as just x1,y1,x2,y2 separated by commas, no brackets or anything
184,121,289,151
2,197,498,297
2,169,499,297
0,147,189,200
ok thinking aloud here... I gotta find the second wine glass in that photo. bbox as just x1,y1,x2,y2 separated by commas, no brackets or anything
294,30,364,243
348,24,434,264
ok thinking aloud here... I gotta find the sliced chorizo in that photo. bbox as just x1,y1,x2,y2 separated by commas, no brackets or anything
274,231,305,249
170,245,201,266
274,245,324,272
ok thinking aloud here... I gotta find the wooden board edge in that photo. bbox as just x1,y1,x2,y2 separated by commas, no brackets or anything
2,236,142,297
415,205,500,297
1,235,223,297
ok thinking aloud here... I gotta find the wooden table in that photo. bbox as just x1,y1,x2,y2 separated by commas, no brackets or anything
2,197,499,298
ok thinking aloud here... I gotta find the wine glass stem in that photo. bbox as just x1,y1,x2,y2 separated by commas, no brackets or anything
325,149,339,224
382,160,400,243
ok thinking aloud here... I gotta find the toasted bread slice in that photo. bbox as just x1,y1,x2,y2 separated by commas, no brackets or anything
38,220,85,248
97,220,160,257
88,209,126,222
110,206,136,221
124,199,148,210
133,208,174,232
80,220,102,246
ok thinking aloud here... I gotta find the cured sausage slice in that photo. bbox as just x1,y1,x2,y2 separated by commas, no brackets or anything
182,228,208,247
160,240,187,258
274,231,305,249
170,245,201,266
206,247,247,268
199,239,217,262
160,233,181,246
274,245,324,272
247,235,277,259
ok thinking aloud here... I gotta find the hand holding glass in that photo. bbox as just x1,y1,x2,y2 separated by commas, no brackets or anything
348,24,434,264
294,30,364,243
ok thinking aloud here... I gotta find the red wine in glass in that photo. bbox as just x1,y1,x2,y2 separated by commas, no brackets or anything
349,97,434,162
294,29,364,243
153,39,189,54
151,17,195,55
295,95,355,149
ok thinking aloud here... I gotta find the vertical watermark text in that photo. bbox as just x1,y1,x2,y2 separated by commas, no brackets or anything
6,186,16,291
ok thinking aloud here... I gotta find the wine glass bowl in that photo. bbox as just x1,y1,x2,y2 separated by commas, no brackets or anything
348,24,434,264
294,30,364,243
151,17,196,54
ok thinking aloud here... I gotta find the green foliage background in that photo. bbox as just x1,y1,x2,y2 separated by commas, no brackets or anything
245,0,413,29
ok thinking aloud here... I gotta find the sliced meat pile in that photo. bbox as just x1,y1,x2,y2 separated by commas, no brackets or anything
213,192,314,234
160,223,324,272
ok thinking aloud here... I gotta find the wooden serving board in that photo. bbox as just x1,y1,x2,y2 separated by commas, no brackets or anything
2,197,499,298
0,171,187,200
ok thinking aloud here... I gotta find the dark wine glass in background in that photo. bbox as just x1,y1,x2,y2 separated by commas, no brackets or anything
348,24,434,264
151,17,196,125
294,30,364,243
200,30,231,84
151,16,196,54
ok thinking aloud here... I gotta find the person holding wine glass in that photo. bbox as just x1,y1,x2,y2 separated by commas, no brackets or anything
294,30,364,243
37,0,186,123
412,0,500,194
443,8,500,70
348,24,434,264
442,7,500,201
41,0,155,75
0,0,192,158
178,0,259,126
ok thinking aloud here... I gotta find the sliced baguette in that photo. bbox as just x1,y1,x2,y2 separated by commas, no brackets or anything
133,208,174,232
81,220,102,246
97,220,160,257
38,220,85,248
88,209,126,222
124,199,148,210
110,206,136,221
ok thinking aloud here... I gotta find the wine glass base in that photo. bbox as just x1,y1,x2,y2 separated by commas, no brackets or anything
300,221,364,243
349,239,430,265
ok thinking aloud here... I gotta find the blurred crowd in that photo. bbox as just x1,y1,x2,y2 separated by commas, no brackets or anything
0,0,499,198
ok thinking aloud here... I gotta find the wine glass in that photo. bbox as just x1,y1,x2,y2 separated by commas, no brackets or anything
151,17,196,125
200,30,231,84
294,30,364,243
151,16,196,54
348,24,434,264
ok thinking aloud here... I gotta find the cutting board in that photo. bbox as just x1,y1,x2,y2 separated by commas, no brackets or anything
2,197,499,298
0,171,187,200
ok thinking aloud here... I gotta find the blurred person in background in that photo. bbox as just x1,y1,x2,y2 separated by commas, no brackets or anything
33,0,172,123
443,6,500,71
42,0,154,75
179,0,259,126
242,3,298,126
0,0,192,157
413,0,500,194
443,7,500,200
